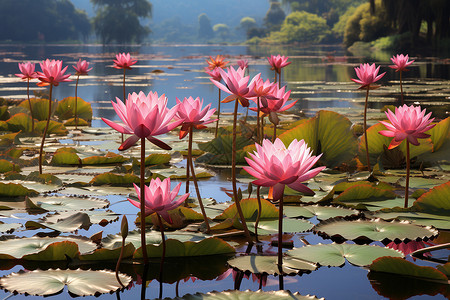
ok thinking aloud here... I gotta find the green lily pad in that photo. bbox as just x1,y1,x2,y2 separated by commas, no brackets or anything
283,205,359,221
197,133,251,165
333,184,397,204
0,269,131,297
436,263,450,278
279,110,357,168
0,237,96,260
18,98,54,121
134,237,235,258
369,256,448,283
25,212,91,232
6,113,33,133
0,182,37,197
246,218,314,235
79,243,136,261
227,255,317,275
0,159,20,173
314,218,439,243
55,96,93,122
214,198,278,221
412,181,450,215
0,132,21,146
81,152,127,165
173,290,323,300
50,147,81,165
44,210,120,225
287,243,403,267
144,153,171,165
372,211,450,229
35,120,67,135
89,172,140,186
28,195,109,211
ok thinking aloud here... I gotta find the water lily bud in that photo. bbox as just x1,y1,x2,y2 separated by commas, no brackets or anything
121,215,128,239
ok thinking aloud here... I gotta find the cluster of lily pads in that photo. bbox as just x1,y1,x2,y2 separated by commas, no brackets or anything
0,51,448,300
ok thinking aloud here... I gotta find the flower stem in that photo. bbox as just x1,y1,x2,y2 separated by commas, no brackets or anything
363,87,372,173
256,97,261,144
115,235,126,288
188,126,210,233
140,137,148,264
75,75,80,129
277,192,284,290
232,99,252,242
400,71,404,106
255,186,262,242
272,123,277,142
121,69,126,143
26,79,34,132
39,84,53,174
156,212,166,300
215,89,221,138
404,140,410,208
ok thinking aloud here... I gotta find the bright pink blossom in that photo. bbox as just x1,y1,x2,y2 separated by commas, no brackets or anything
128,178,189,224
351,63,385,89
210,66,257,107
73,59,92,75
387,241,433,260
175,96,217,139
205,67,222,82
36,59,71,87
113,53,137,69
15,62,37,80
251,85,296,115
206,55,229,70
102,91,182,150
237,59,249,69
244,138,325,201
379,105,435,149
268,54,291,74
390,54,414,72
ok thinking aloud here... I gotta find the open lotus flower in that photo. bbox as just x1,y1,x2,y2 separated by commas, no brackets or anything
204,67,222,81
73,59,92,75
251,85,296,115
237,59,249,69
128,178,189,224
113,52,137,69
102,91,182,150
36,59,71,87
390,54,414,72
210,66,257,107
244,138,325,201
206,55,229,70
379,105,435,149
351,63,385,89
15,62,37,80
268,54,291,74
175,96,217,139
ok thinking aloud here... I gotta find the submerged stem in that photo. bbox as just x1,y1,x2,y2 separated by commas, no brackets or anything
404,140,410,208
39,84,53,174
140,137,148,264
188,126,210,233
363,86,372,173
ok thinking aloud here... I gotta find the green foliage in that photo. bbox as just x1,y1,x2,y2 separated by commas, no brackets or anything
0,159,20,173
6,113,33,133
0,106,10,121
332,6,357,38
270,10,330,43
50,148,81,166
55,97,92,122
0,0,90,42
91,0,152,44
213,24,230,40
264,1,286,31
35,120,68,135
198,13,214,39
18,98,55,121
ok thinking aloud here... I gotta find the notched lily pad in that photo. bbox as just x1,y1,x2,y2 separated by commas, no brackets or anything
0,182,38,197
25,212,91,232
246,218,314,235
214,198,278,221
28,195,109,211
227,255,317,275
287,243,403,267
283,205,359,221
174,290,324,300
0,269,130,297
313,218,438,244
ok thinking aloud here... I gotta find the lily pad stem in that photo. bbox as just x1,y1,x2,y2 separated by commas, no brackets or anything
140,137,148,264
363,86,372,173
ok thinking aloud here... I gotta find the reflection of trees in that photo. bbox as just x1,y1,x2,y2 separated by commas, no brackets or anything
0,0,90,42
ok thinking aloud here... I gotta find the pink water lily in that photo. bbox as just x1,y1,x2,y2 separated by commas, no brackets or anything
206,55,229,70
73,59,92,75
204,67,222,82
210,66,257,107
175,96,217,139
244,138,325,201
102,91,182,150
251,84,296,114
351,63,385,89
128,178,189,224
268,54,291,74
15,62,37,80
237,59,249,69
390,54,414,72
379,105,435,149
36,59,71,87
113,52,137,69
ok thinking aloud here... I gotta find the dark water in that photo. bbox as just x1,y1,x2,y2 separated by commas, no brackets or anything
0,44,448,300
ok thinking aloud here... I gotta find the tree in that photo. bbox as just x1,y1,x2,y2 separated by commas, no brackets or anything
0,0,90,42
213,24,231,41
264,1,286,31
198,13,214,40
91,0,152,44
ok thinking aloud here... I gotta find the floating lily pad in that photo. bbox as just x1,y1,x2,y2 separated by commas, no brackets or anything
333,184,396,204
0,269,131,297
0,237,96,260
0,159,20,173
44,210,120,225
81,152,127,165
227,255,317,275
173,290,324,300
89,172,140,186
25,212,91,232
28,195,109,211
279,110,357,168
197,133,250,165
287,243,403,267
412,181,450,215
246,218,314,235
314,218,438,243
0,182,37,197
55,96,93,121
144,153,171,165
18,98,53,121
372,211,450,230
50,147,80,165
283,205,359,221
79,243,136,261
35,120,67,135
6,112,33,133
214,198,278,221
134,237,235,258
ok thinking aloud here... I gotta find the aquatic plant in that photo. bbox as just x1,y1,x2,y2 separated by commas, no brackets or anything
72,59,92,129
15,62,37,132
390,54,414,105
268,54,291,88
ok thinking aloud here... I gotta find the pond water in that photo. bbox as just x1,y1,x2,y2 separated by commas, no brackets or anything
0,44,448,300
